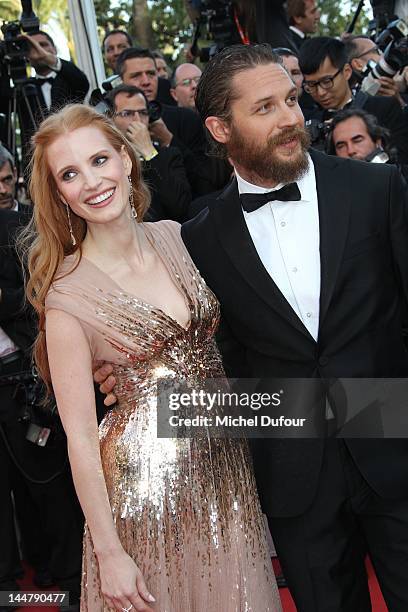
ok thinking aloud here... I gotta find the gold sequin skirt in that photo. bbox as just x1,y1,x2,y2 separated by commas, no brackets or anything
80,392,281,611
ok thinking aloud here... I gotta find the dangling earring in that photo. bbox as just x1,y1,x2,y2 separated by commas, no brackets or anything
65,203,77,246
128,175,137,220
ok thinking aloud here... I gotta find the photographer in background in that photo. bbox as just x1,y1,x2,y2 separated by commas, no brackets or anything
0,150,82,612
170,63,202,110
116,47,223,196
287,0,321,52
300,36,408,162
327,106,405,164
152,50,170,79
23,31,89,112
273,46,317,113
108,84,191,221
369,0,408,29
185,1,296,58
102,29,133,73
0,148,28,214
185,0,257,61
344,35,406,107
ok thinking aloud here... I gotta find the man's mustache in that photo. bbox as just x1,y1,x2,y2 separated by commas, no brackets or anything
268,127,309,148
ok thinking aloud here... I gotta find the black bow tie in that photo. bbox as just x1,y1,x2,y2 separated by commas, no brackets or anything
35,77,55,85
240,183,301,213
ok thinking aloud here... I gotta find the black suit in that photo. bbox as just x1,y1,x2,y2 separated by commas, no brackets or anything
161,104,210,197
0,209,83,600
143,146,191,222
34,59,89,113
255,0,297,49
18,60,89,167
182,149,408,610
289,28,306,53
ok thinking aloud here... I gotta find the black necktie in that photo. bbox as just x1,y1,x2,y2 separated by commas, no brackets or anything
240,183,301,213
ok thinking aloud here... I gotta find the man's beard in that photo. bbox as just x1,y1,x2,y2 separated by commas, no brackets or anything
227,124,311,185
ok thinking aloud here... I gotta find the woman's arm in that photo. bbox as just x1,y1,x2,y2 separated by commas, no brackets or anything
46,309,155,612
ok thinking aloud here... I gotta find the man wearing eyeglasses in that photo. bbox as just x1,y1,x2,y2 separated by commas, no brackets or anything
170,63,202,111
108,84,191,222
344,35,406,106
116,47,215,197
299,36,408,163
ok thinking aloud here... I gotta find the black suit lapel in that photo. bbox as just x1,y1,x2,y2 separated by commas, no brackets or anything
309,149,352,329
211,179,314,339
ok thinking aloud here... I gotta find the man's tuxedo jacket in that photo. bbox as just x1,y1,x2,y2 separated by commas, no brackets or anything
182,148,408,517
34,59,89,113
289,28,306,53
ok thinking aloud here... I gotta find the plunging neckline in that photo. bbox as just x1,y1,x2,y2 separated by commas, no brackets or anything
78,223,192,333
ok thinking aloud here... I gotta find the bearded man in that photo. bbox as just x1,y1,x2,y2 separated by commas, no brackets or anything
96,44,408,611
182,44,408,611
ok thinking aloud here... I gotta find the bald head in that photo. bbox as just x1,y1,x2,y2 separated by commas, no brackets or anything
170,63,202,110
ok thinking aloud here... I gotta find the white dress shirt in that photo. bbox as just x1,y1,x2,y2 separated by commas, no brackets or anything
237,154,321,341
289,25,306,40
35,57,61,110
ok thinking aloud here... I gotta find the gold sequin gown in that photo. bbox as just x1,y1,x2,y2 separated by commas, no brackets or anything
46,221,281,612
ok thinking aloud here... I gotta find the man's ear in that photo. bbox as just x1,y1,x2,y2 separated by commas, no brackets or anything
170,88,178,103
351,57,364,73
205,116,231,144
343,62,353,82
292,14,303,29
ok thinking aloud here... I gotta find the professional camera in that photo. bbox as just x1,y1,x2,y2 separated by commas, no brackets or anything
360,18,408,95
0,0,39,84
0,0,42,163
305,118,332,151
189,0,240,59
198,0,235,50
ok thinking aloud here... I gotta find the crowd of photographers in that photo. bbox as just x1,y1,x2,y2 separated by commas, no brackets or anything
2,0,408,610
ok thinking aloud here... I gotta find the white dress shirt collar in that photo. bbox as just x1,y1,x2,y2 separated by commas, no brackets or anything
290,25,306,39
35,69,58,110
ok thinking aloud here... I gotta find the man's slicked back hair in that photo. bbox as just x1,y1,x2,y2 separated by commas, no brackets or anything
195,44,282,157
299,37,348,75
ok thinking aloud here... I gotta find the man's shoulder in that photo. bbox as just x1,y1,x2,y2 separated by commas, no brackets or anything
0,206,29,241
182,202,211,240
362,93,400,115
182,180,237,238
312,148,395,178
